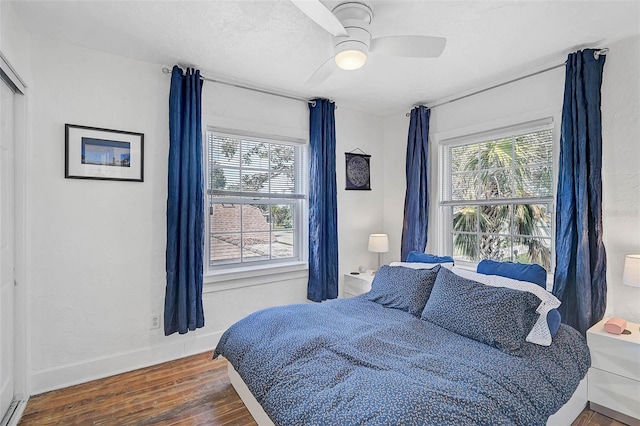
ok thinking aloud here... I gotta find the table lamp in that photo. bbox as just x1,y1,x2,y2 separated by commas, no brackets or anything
368,233,389,271
623,254,640,331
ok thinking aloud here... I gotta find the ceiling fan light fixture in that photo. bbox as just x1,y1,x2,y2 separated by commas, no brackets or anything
335,49,367,70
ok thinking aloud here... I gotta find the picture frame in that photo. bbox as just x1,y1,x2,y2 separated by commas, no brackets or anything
65,124,144,182
345,152,371,190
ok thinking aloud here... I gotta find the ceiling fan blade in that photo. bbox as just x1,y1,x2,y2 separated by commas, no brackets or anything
307,56,336,85
290,0,348,37
371,36,447,58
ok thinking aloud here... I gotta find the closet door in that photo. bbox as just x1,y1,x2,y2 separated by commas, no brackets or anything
0,77,16,421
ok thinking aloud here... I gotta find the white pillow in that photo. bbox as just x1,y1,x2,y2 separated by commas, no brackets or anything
449,266,560,347
389,261,454,270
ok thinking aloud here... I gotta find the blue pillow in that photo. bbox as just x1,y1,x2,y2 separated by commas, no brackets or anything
477,260,546,287
421,268,540,356
476,260,561,337
406,251,454,264
546,309,561,337
366,265,440,317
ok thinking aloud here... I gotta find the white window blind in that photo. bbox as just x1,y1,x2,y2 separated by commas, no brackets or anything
208,129,307,268
440,119,554,269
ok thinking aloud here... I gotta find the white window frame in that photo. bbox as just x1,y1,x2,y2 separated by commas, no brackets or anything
205,127,308,283
437,114,560,275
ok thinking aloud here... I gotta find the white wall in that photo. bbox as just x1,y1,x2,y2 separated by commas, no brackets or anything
383,35,640,323
600,35,640,323
382,112,410,263
335,107,385,280
0,0,32,402
24,34,385,394
0,2,32,86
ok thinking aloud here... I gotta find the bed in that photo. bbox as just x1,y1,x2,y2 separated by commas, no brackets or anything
214,262,590,425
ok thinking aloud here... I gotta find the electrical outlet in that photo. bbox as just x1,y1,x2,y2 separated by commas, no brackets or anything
150,314,160,330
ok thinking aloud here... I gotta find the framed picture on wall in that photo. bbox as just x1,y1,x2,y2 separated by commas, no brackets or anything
65,124,144,182
345,152,371,190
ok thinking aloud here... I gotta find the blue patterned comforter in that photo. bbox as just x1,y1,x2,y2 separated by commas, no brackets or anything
214,296,590,426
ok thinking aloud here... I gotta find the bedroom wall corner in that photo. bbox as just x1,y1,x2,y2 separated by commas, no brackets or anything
334,107,385,286
0,1,32,86
381,112,410,262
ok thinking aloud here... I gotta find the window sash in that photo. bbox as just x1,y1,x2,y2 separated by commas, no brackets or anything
441,119,555,270
441,120,554,206
207,126,307,271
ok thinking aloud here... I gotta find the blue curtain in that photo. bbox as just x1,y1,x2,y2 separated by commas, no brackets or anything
164,66,205,335
308,98,338,302
553,49,607,336
401,105,430,261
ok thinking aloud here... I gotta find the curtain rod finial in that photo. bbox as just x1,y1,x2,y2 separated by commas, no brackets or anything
594,48,609,60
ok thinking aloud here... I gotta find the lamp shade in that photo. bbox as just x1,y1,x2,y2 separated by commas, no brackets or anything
368,234,389,253
623,254,640,287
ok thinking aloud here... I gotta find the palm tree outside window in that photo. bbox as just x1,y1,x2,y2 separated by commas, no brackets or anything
441,119,554,270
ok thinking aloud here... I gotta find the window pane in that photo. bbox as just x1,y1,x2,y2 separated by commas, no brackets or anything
513,237,551,270
242,204,270,232
478,234,512,262
512,204,551,238
519,165,553,197
272,230,294,259
272,205,294,230
478,204,511,234
211,233,241,264
241,140,270,169
451,144,478,173
243,233,271,261
478,169,514,199
452,205,477,232
478,139,513,169
210,137,240,167
241,170,269,192
451,172,479,201
453,233,477,262
211,203,240,232
515,130,552,165
212,167,240,193
270,170,296,194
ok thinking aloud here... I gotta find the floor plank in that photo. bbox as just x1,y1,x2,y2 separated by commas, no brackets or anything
18,352,623,425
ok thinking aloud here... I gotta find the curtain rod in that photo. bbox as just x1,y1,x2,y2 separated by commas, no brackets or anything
162,66,316,106
406,48,609,116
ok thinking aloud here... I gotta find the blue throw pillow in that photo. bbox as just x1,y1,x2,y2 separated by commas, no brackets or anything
406,251,454,264
421,268,541,356
476,259,561,337
366,265,440,317
546,309,562,337
477,259,546,287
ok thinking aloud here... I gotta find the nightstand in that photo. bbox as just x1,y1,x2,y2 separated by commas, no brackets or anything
343,271,375,298
586,318,640,425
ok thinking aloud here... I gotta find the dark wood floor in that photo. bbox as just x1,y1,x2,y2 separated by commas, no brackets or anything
19,352,624,425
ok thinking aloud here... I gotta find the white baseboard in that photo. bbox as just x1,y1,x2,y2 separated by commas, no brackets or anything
2,399,27,426
30,329,224,395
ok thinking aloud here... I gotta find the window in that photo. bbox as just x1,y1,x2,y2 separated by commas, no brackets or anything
208,129,306,270
441,119,554,270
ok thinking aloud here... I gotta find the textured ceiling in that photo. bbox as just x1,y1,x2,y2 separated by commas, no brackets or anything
12,0,640,116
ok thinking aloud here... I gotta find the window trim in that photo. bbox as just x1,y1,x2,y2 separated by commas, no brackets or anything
436,111,561,271
205,126,308,278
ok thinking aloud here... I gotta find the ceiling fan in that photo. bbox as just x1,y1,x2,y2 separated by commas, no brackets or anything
291,0,447,84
